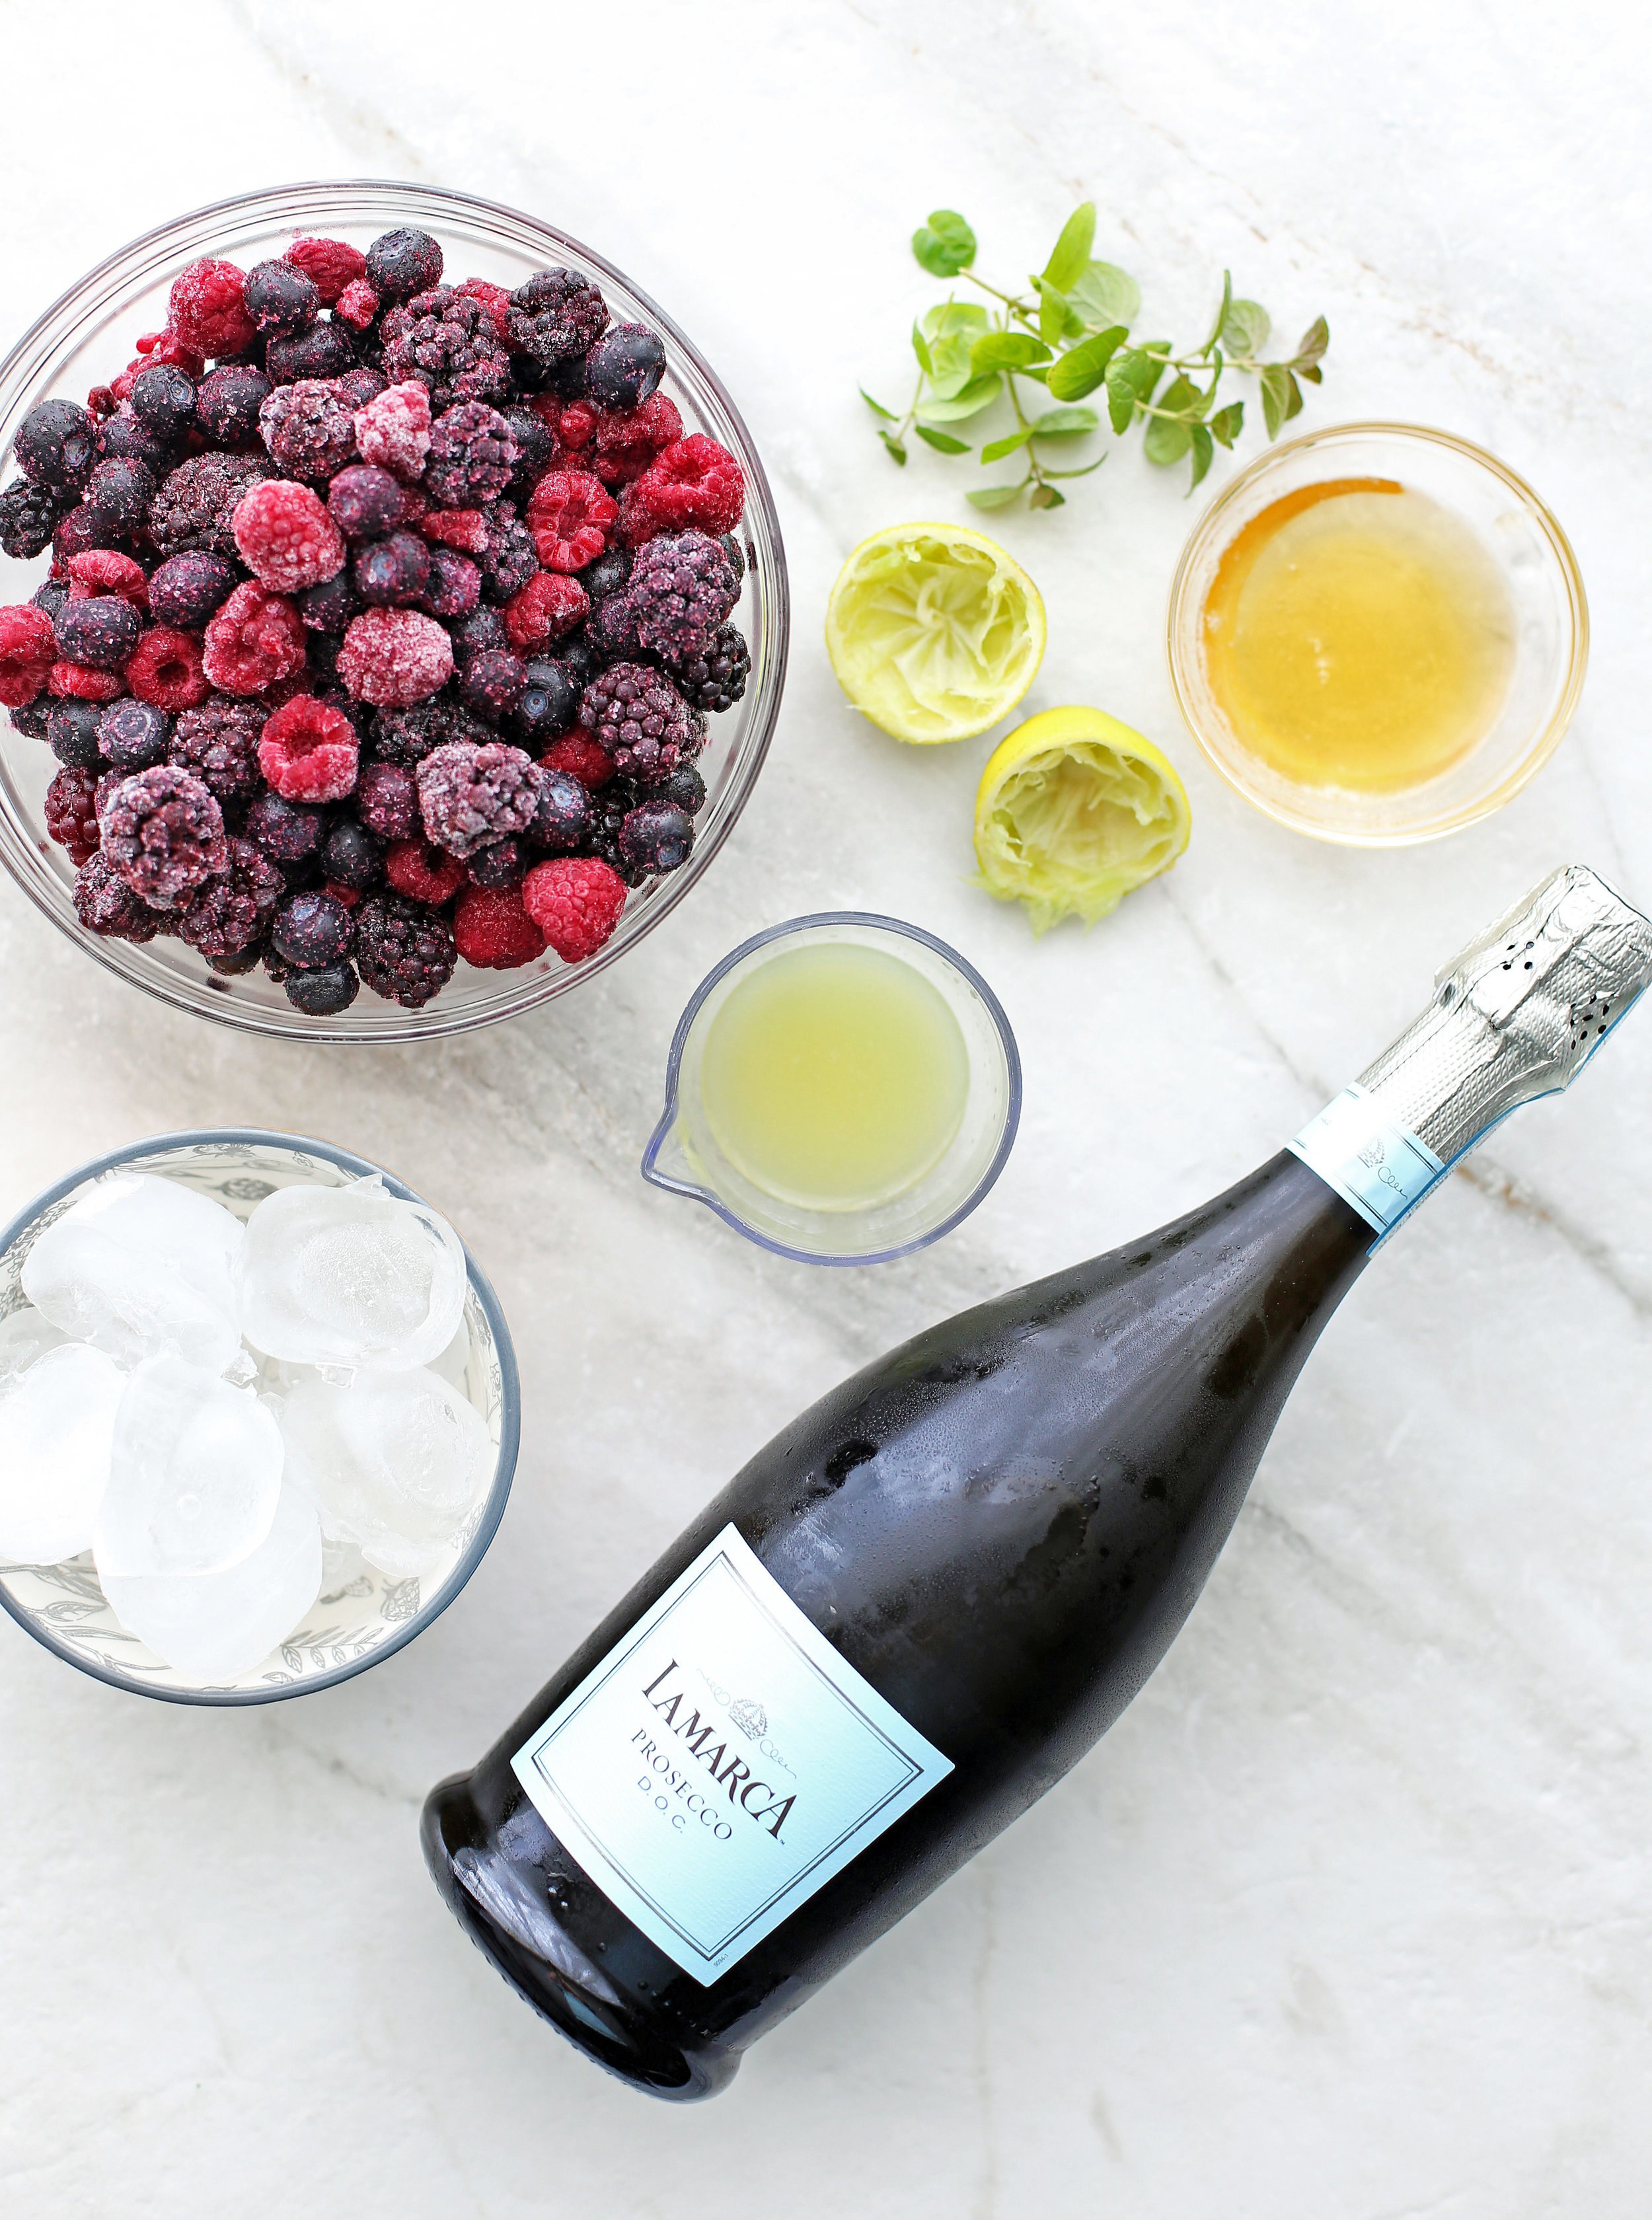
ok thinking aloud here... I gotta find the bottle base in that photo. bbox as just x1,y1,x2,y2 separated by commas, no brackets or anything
420,1773,739,2102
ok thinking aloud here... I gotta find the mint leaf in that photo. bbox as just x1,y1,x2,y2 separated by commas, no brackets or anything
980,427,1033,463
1220,299,1271,359
970,330,1053,373
927,330,980,399
1143,410,1191,466
1209,400,1244,447
916,373,1004,423
1187,424,1215,490
912,210,976,277
1028,484,1065,509
878,428,908,465
1069,260,1141,331
859,388,899,422
1259,363,1302,437
911,321,935,377
1201,271,1233,354
1029,404,1100,438
1104,348,1163,433
922,301,991,342
1038,281,1070,346
1045,325,1127,400
1043,453,1107,480
1291,315,1329,369
968,484,1024,510
1041,202,1097,294
914,424,971,455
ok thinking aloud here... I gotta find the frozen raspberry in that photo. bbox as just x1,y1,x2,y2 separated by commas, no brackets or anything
45,765,102,857
425,403,518,507
507,270,609,368
284,238,368,307
0,479,63,560
539,732,614,790
354,531,430,608
457,649,527,725
168,259,256,359
504,571,587,654
230,480,346,595
627,530,739,657
418,546,480,622
521,855,626,963
381,289,511,411
525,469,615,572
453,883,544,969
578,662,702,786
147,553,237,632
244,789,324,864
271,887,354,967
583,322,667,412
258,380,357,480
54,596,141,673
244,259,319,338
419,506,488,554
202,582,306,696
0,605,59,708
333,278,382,332
196,363,274,449
366,228,443,302
354,892,457,1006
354,381,431,480
384,838,467,905
619,798,695,874
98,698,171,772
100,764,227,907
15,400,96,492
524,765,590,853
416,739,539,857
81,458,156,536
326,463,404,540
258,694,359,803
591,394,684,486
537,395,596,449
624,435,745,542
149,452,269,557
356,760,420,840
661,621,749,714
67,550,148,612
476,508,537,601
507,657,580,751
49,661,124,702
168,696,265,804
266,324,357,385
124,628,209,713
338,607,452,707
455,278,513,342
73,850,164,941
175,836,284,957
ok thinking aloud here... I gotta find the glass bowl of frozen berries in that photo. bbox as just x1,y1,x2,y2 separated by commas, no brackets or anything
0,182,787,1039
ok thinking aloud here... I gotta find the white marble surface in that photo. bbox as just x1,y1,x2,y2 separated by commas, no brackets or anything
1,2,1650,2212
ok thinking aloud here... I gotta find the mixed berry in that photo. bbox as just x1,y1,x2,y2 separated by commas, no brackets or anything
0,228,753,1014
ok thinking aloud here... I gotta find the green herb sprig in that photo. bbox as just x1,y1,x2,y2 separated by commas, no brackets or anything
861,203,1329,511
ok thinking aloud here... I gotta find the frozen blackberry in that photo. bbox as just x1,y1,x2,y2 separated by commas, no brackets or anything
583,322,665,411
46,698,104,768
0,477,62,560
196,363,274,448
244,258,320,337
54,595,141,672
98,698,172,772
327,463,404,540
524,764,590,853
662,620,750,714
628,530,739,657
149,550,239,630
506,657,579,749
476,508,537,601
577,661,702,786
175,836,284,958
354,893,457,1008
284,959,360,1015
581,546,633,603
584,780,650,887
266,323,358,385
425,403,518,507
467,836,527,887
319,814,383,891
272,887,353,967
506,270,609,368
416,738,540,856
369,693,486,766
259,379,357,480
381,289,510,411
82,457,157,536
457,648,527,725
73,852,164,942
720,531,746,583
366,228,444,302
130,363,198,441
354,531,430,607
299,571,357,636
355,759,419,840
168,696,265,805
99,764,228,908
149,452,268,557
659,764,706,816
451,605,511,666
619,798,694,874
585,590,644,661
244,788,325,864
16,399,95,491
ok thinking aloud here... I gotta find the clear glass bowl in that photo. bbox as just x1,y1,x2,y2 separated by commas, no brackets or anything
641,914,1022,1265
1166,422,1587,845
0,1128,519,1705
0,181,788,1039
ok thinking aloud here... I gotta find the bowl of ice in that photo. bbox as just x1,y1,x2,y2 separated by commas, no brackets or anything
0,1130,518,1703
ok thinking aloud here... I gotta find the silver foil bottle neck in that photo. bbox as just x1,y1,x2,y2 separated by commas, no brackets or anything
1358,866,1652,1166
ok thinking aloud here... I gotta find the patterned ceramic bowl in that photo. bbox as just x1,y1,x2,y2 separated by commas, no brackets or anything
0,1128,519,1704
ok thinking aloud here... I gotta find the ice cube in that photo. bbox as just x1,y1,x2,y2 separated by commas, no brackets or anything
0,1343,126,1563
21,1173,244,1373
101,1482,322,1681
236,1175,467,1371
277,1366,492,1578
94,1356,283,1580
0,1304,68,1383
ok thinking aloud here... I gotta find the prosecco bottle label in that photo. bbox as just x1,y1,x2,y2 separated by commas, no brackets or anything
510,1525,954,1985
1289,1081,1446,1240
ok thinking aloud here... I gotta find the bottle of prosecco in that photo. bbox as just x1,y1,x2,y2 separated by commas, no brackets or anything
423,866,1651,2099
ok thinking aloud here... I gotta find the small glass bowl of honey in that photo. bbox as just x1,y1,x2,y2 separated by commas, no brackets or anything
1166,423,1587,844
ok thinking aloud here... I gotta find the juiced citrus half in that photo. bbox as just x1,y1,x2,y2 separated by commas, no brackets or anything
974,706,1191,933
825,522,1045,743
